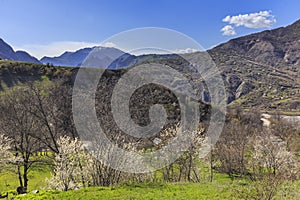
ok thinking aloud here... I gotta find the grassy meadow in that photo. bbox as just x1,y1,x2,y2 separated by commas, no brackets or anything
1,164,300,200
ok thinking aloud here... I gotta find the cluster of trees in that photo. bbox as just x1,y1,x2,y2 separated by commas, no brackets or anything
0,81,73,192
0,81,299,200
214,110,300,199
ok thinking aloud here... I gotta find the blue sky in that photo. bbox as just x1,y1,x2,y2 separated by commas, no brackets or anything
0,0,299,58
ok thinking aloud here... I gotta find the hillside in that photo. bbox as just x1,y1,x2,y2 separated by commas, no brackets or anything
0,21,299,200
207,19,300,112
0,60,71,90
211,19,300,67
0,20,300,114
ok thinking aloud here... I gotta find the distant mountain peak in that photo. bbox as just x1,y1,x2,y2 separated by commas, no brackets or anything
40,47,93,66
40,46,130,68
0,38,40,64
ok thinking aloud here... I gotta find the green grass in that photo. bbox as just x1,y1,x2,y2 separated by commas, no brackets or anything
13,182,235,200
11,180,300,200
0,169,242,200
1,160,299,199
0,163,52,192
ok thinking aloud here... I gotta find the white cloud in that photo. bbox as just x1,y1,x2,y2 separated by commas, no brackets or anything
14,41,118,59
221,25,237,36
222,11,276,29
174,48,199,54
101,42,117,48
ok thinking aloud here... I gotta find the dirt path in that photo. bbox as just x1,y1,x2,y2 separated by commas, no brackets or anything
261,113,300,128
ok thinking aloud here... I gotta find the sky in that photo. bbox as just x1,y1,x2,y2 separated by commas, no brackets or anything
0,0,299,59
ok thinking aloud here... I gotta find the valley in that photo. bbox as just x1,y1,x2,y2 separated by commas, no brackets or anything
0,17,299,200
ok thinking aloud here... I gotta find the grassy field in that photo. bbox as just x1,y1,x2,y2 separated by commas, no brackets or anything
14,183,236,200
0,164,52,194
10,179,300,200
1,165,299,200
0,143,299,199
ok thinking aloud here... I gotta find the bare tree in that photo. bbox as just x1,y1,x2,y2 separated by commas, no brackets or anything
215,121,251,178
0,88,42,192
20,82,76,155
271,114,299,152
24,83,61,154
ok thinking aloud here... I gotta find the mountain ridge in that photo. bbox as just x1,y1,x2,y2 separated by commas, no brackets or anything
40,47,93,66
210,19,300,67
1,20,300,68
0,19,300,112
0,38,41,64
206,19,300,111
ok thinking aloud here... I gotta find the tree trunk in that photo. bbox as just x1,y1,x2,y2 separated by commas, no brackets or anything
210,149,213,182
187,153,193,182
23,163,29,189
17,165,23,187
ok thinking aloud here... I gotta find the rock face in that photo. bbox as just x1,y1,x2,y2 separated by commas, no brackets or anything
235,82,255,99
204,19,300,109
0,38,40,64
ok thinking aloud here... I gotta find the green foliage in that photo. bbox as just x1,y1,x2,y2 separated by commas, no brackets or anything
0,60,71,91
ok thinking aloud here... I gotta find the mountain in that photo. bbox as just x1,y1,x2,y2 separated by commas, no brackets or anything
41,47,93,66
80,46,132,69
0,38,41,64
207,19,300,111
1,19,300,114
0,38,15,60
41,45,182,69
14,51,41,64
211,19,300,67
40,46,137,69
